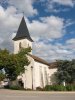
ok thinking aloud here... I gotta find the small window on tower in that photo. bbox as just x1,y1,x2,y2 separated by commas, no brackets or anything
19,42,22,50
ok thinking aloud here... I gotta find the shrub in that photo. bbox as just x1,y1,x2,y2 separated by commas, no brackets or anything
9,86,20,90
66,85,75,91
44,85,66,91
44,85,75,91
36,87,43,91
8,85,24,90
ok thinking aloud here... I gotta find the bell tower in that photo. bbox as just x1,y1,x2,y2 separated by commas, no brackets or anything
13,16,33,54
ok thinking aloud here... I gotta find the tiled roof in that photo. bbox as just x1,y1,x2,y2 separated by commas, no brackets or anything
29,54,57,68
29,54,50,66
49,62,58,69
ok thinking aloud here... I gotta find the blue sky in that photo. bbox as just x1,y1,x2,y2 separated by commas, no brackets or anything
0,0,75,62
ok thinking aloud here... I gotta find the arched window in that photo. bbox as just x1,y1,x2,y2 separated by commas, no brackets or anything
19,42,22,50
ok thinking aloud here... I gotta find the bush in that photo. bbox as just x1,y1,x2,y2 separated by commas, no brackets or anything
44,85,51,91
44,85,66,91
36,87,43,91
44,85,75,91
8,85,24,90
66,85,75,91
9,86,20,90
4,85,9,89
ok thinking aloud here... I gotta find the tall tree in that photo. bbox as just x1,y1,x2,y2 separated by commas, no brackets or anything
55,60,75,85
0,72,5,82
0,47,31,81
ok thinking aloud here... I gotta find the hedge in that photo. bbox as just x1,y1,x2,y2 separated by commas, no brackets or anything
43,85,75,91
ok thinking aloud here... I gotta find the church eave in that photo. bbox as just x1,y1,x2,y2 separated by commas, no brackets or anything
13,37,33,42
28,54,50,66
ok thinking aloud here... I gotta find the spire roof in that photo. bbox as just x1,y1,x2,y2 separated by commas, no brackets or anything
13,16,33,42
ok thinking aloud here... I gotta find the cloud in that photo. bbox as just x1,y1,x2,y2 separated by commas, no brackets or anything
41,0,75,13
65,19,75,28
7,0,38,16
0,2,74,62
41,0,74,6
66,38,75,44
33,40,74,62
66,39,75,51
52,0,74,7
0,5,68,61
0,5,22,51
28,16,65,39
0,0,38,16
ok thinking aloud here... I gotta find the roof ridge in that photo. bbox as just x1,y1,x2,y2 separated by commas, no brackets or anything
28,54,50,66
28,54,57,68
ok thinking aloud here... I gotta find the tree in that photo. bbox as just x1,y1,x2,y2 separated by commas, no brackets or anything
69,59,75,84
0,72,5,82
6,47,31,80
0,49,9,70
55,60,75,85
0,47,31,81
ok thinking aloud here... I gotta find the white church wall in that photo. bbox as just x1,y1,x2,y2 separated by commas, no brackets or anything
34,61,50,89
42,66,50,86
34,61,41,88
49,68,57,85
14,39,32,54
17,56,57,90
17,55,57,90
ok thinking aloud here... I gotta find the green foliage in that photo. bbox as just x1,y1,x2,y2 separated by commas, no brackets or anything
55,60,75,84
8,85,25,90
44,85,65,91
0,49,9,70
66,85,75,91
44,85,75,91
0,72,5,81
18,47,31,56
0,48,31,81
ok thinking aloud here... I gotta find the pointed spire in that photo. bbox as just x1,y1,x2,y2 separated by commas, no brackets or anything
13,16,33,42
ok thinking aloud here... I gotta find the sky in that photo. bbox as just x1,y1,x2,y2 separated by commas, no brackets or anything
0,0,75,62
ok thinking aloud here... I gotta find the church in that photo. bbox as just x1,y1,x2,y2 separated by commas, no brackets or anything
12,16,57,90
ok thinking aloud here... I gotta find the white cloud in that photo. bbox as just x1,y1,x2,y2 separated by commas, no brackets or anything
66,39,75,51
52,0,74,7
0,5,22,51
40,0,74,7
0,6,6,19
66,38,75,44
6,6,17,15
7,0,38,16
0,5,67,61
0,3,74,62
65,19,75,28
28,16,65,39
33,40,74,62
44,0,75,13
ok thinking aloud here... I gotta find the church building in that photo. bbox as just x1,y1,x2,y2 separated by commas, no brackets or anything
13,16,57,90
